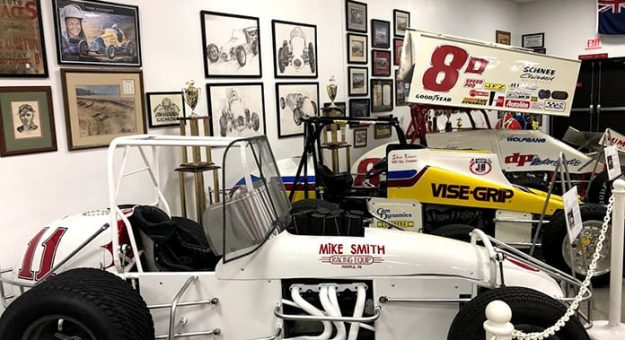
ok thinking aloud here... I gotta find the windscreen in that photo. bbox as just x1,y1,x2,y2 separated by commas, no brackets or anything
202,137,290,263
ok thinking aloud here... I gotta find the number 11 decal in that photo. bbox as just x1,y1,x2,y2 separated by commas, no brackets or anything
18,227,68,281
422,45,489,92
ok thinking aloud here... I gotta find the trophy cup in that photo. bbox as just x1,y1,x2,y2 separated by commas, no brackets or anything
183,81,200,118
326,76,338,110
320,76,350,173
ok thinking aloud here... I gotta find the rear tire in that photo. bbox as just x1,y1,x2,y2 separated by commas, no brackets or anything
106,45,116,59
448,287,589,340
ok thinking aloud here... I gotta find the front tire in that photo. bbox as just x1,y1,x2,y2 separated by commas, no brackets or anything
448,287,589,340
206,43,220,63
236,46,246,66
308,42,316,73
106,45,116,59
0,268,154,340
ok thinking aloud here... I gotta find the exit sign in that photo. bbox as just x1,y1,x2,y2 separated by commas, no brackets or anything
586,37,602,50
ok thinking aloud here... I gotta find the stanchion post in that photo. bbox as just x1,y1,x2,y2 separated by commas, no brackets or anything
483,300,514,340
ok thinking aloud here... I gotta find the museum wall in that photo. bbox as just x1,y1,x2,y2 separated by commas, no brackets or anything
0,0,520,267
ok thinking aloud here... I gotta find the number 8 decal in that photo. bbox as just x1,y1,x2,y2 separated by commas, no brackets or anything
18,227,68,281
422,45,489,92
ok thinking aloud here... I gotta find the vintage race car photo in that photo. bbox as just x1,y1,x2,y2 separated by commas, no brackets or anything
89,24,137,59
280,92,318,126
206,27,259,67
277,26,316,74
218,89,261,137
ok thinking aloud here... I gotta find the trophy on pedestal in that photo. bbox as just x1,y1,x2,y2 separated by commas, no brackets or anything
320,76,351,173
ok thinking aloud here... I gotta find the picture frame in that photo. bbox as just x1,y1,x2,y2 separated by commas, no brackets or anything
371,78,394,113
347,33,368,64
276,82,319,138
393,38,404,65
52,0,142,67
201,11,262,78
496,30,511,45
323,102,346,117
371,19,390,49
0,0,49,77
393,10,410,37
522,33,545,49
61,69,146,150
348,67,368,96
345,0,367,33
353,128,367,148
272,20,318,78
0,87,57,156
395,69,409,106
374,122,392,139
372,50,391,77
146,92,186,128
206,83,266,138
349,98,370,122
532,47,547,54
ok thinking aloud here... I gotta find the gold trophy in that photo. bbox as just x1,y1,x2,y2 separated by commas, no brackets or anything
320,76,350,172
183,81,200,118
326,76,338,110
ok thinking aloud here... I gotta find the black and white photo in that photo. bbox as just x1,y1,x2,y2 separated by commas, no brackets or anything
272,20,318,78
276,82,319,138
207,83,266,138
146,92,186,128
347,33,368,64
348,67,368,96
346,0,367,33
371,19,390,48
393,9,410,37
353,128,367,148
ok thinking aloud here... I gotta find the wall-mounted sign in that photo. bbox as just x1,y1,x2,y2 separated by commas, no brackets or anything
586,37,602,50
578,53,608,60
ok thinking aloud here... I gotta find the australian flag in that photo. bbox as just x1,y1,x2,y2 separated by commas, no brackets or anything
598,0,625,34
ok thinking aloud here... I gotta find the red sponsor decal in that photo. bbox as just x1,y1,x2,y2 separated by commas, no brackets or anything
319,242,386,269
18,227,68,281
320,255,384,266
422,45,489,92
353,157,382,186
495,96,505,107
504,153,535,166
464,79,484,88
470,89,489,97
505,100,530,109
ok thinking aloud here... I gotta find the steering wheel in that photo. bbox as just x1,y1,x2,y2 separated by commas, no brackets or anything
365,157,388,179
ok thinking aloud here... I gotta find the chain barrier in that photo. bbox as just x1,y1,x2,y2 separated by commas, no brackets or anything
511,194,615,340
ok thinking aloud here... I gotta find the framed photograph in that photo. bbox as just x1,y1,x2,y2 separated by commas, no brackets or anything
201,11,262,78
52,0,141,67
353,128,367,148
533,47,547,54
323,102,346,117
146,92,186,128
394,38,404,65
395,69,409,106
0,87,56,156
371,19,390,48
372,50,391,77
61,69,146,150
0,0,48,77
349,98,370,121
347,33,368,64
207,83,266,137
371,78,394,113
522,33,545,49
272,20,318,78
393,10,410,37
345,0,367,33
276,82,319,138
348,67,368,96
496,30,511,45
375,122,392,139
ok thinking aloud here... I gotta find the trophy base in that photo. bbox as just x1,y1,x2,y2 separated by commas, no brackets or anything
176,162,220,173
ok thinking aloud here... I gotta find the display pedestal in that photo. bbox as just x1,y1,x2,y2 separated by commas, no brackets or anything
321,105,350,173
588,322,625,340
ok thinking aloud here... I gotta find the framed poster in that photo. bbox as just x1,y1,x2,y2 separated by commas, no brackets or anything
395,69,409,106
347,33,368,64
522,33,545,49
272,20,318,78
201,11,262,78
146,92,186,128
348,67,368,96
375,122,392,139
371,19,390,49
372,50,391,77
393,38,404,65
61,69,146,150
371,78,393,113
0,87,57,156
52,0,141,67
393,10,410,37
496,30,511,45
353,128,367,148
0,0,48,77
349,98,370,120
345,0,367,33
206,83,266,137
276,82,319,138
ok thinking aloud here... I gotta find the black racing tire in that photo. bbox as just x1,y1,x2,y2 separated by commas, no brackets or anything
448,287,589,340
542,204,615,287
236,46,246,66
586,171,620,205
0,268,154,340
291,199,338,214
430,224,476,242
308,42,316,73
293,107,304,125
106,45,116,59
206,43,220,63
251,112,260,131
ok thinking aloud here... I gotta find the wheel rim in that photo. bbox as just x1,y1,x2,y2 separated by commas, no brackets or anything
23,315,97,340
561,220,610,276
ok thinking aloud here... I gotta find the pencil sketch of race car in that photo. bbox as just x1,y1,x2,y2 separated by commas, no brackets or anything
89,24,136,59
219,89,260,136
206,27,259,67
280,92,318,125
277,26,316,73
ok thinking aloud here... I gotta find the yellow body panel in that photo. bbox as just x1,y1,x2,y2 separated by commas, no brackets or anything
388,166,563,216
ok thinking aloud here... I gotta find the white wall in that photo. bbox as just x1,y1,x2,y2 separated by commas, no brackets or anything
0,0,521,267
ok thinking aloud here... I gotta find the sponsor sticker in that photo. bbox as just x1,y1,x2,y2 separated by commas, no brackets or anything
506,136,546,143
464,79,484,89
520,66,557,81
545,100,566,112
505,100,531,109
462,97,488,105
319,243,386,269
470,89,490,97
504,153,582,167
414,93,452,103
390,153,418,165
485,82,506,91
506,91,531,100
510,83,539,91
431,183,514,203
470,158,493,175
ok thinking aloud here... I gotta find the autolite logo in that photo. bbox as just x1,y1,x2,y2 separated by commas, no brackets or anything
505,100,530,109
431,183,514,203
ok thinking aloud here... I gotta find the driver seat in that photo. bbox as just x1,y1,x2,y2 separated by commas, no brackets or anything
315,164,353,202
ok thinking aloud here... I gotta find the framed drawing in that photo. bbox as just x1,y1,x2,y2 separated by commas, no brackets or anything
206,83,266,138
395,69,409,106
345,0,367,33
371,19,390,49
276,82,319,138
61,69,146,150
52,0,141,67
496,30,511,45
372,50,391,77
393,10,410,37
348,67,368,96
353,128,367,148
393,38,404,65
374,122,392,139
347,33,368,64
0,87,57,156
522,33,544,49
0,0,48,77
349,98,370,121
146,92,186,128
201,11,262,78
272,20,318,78
371,78,393,113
